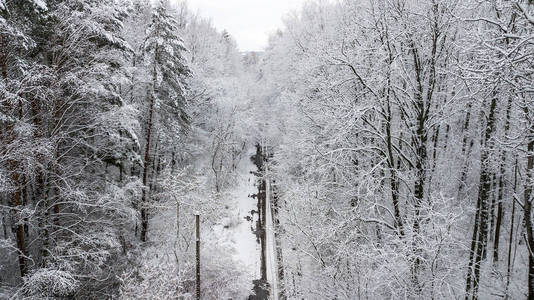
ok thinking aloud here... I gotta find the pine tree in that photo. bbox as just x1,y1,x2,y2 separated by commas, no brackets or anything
0,0,48,280
139,0,190,242
1,0,144,297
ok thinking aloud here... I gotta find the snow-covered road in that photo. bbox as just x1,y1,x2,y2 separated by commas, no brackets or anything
265,178,279,300
230,151,261,280
222,149,280,299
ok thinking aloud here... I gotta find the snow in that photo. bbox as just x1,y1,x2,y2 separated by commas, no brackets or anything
208,148,261,293
223,151,282,299
265,178,279,300
228,150,260,279
31,0,47,10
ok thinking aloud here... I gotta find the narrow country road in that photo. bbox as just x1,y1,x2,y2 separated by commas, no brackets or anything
228,148,280,299
265,178,279,300
215,146,281,299
230,149,261,281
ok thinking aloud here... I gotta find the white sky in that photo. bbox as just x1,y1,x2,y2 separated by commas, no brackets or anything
184,0,307,52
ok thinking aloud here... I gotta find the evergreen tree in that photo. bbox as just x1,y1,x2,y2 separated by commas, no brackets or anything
139,0,190,242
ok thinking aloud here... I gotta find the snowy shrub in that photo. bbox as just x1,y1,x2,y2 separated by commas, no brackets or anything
21,269,79,299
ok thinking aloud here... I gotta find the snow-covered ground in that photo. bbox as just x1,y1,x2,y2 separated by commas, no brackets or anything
208,149,263,292
147,148,280,298
265,178,279,300
228,151,261,279
222,149,282,299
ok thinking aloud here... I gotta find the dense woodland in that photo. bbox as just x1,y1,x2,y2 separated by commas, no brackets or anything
1,0,533,299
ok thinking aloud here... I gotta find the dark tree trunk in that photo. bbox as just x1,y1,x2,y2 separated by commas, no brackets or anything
411,46,430,295
489,173,497,245
13,170,28,278
1,34,28,279
140,92,154,242
458,102,474,199
53,89,63,229
466,96,497,300
140,43,160,242
40,175,51,267
494,96,513,264
385,94,404,237
524,134,534,300
505,159,518,296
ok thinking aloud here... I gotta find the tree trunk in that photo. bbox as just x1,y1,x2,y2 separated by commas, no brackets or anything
140,41,160,242
385,94,404,236
524,131,534,300
411,58,429,297
494,96,513,264
505,159,518,298
53,89,63,228
40,175,51,267
492,172,497,245
1,33,28,279
140,91,155,242
458,102,474,199
12,170,28,278
466,96,497,300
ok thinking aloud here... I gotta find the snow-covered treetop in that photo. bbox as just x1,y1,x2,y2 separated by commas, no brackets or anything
0,0,47,13
31,0,47,10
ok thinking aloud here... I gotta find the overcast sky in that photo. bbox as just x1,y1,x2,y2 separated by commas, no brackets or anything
184,0,307,52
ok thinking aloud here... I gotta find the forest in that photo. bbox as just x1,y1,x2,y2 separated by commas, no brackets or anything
0,0,533,299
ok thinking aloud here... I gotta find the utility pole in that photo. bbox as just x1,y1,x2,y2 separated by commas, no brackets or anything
195,213,200,300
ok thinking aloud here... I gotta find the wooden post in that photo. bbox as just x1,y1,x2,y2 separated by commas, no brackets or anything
195,213,200,300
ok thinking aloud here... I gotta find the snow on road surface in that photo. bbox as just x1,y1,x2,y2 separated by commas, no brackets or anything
219,149,280,299
229,151,260,280
265,178,279,300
